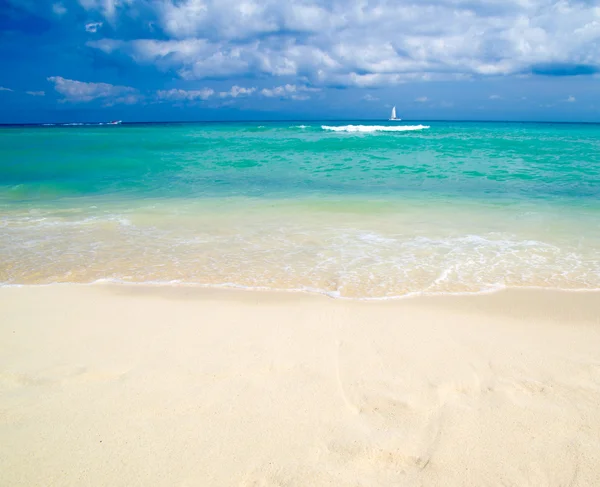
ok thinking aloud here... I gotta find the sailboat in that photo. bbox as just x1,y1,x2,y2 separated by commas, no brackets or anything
389,106,401,121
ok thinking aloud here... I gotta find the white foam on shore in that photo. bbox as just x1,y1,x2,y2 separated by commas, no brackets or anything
0,215,132,228
321,124,430,133
3,279,600,303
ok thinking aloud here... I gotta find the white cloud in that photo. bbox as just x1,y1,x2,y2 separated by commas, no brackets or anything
26,91,46,96
260,85,293,98
78,0,132,21
567,95,576,102
85,22,103,33
87,39,123,54
489,94,501,100
84,0,600,88
362,94,379,102
107,94,142,105
47,76,138,103
156,88,214,101
0,87,13,92
260,84,318,100
52,3,67,16
415,96,429,102
219,86,256,98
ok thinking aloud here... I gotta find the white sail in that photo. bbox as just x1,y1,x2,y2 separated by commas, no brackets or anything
389,106,401,120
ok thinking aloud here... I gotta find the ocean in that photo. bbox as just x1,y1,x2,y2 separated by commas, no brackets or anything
1,121,599,298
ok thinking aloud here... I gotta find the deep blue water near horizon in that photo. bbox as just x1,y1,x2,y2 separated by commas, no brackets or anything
2,120,600,129
1,120,599,297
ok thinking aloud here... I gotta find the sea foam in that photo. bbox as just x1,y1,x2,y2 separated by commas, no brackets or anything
321,124,430,132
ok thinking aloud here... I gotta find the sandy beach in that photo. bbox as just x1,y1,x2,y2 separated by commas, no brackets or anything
1,285,600,486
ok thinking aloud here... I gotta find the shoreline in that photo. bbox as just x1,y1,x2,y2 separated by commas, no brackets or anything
3,279,600,302
1,284,600,486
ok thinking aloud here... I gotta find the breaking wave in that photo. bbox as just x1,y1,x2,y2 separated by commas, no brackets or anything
321,124,430,133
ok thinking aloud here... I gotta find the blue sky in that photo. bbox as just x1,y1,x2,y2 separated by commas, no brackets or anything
0,0,599,123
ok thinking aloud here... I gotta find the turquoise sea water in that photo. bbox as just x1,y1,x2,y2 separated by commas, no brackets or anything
1,121,600,297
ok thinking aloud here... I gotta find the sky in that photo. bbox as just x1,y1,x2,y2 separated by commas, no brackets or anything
0,0,599,123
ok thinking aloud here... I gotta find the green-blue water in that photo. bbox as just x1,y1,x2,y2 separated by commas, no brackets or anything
1,121,600,297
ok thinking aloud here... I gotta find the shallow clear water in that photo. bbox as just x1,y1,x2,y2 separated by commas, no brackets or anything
1,121,600,297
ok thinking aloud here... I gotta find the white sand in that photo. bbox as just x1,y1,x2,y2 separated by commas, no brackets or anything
1,285,599,486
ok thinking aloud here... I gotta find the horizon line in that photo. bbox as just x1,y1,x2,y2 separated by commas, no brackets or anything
1,118,600,127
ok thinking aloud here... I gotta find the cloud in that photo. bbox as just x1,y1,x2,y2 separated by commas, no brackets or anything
0,87,44,97
156,88,214,101
219,86,256,98
52,3,67,16
84,0,600,88
260,84,318,100
85,22,103,33
78,0,132,22
108,94,141,105
362,94,379,102
86,38,122,54
415,96,429,102
47,76,138,103
489,95,501,100
567,95,576,102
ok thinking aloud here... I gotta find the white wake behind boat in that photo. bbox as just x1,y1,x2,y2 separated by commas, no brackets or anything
389,106,401,121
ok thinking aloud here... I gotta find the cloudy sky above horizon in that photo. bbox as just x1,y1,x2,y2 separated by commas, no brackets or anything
1,0,599,123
